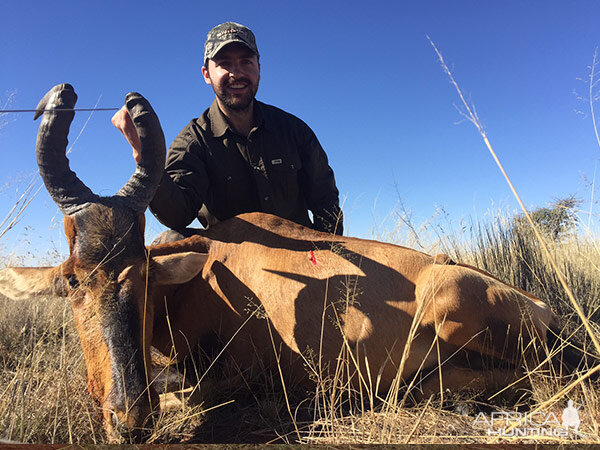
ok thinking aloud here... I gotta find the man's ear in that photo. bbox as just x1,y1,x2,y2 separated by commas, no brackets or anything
152,252,208,286
0,266,67,300
202,65,212,85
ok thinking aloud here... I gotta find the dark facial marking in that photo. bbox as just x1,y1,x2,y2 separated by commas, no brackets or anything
101,278,149,415
73,202,146,272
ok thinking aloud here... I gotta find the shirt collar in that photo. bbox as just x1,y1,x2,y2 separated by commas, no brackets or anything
207,99,267,138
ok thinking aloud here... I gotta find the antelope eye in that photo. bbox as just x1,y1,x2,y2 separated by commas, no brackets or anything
67,274,79,289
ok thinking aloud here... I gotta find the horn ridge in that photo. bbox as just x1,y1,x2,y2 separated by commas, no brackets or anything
114,92,166,212
35,84,98,216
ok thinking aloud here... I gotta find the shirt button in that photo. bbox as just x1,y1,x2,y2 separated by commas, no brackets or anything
264,196,269,201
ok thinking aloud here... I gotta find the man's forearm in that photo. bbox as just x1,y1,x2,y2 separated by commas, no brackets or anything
149,172,199,230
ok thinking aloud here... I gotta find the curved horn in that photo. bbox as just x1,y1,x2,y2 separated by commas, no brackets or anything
114,92,166,212
35,84,98,215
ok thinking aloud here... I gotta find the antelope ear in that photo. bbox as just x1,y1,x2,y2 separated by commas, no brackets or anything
0,267,67,300
152,252,208,286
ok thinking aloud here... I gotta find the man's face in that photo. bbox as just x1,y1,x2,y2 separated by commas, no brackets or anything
202,43,260,112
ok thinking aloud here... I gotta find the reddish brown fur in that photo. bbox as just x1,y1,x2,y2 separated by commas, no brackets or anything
0,211,557,441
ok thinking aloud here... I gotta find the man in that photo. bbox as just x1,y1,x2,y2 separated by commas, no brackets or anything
113,22,343,236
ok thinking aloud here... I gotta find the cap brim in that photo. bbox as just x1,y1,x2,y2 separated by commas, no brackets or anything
206,39,257,62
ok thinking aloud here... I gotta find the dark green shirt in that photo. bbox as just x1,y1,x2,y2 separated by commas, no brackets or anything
149,100,343,234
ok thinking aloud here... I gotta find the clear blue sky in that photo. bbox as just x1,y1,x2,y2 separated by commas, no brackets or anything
1,0,599,261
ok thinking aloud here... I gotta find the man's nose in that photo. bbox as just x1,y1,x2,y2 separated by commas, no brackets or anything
228,63,244,78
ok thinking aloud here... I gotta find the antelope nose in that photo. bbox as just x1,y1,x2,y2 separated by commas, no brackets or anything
104,394,155,443
106,408,148,443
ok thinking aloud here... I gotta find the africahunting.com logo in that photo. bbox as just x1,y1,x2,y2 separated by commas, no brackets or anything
473,400,581,437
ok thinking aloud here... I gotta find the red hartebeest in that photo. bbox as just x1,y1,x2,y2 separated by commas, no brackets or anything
0,84,557,443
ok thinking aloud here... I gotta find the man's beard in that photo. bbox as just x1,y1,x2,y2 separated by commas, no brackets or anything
214,77,258,111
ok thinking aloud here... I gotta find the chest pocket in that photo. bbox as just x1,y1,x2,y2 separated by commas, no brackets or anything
268,153,301,172
267,153,303,215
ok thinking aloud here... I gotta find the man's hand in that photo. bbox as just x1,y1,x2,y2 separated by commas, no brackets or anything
111,105,142,163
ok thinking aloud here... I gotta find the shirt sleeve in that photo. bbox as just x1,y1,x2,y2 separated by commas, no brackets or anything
297,122,344,235
149,124,208,230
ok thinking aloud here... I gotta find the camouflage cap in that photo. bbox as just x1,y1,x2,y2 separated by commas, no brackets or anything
204,22,259,64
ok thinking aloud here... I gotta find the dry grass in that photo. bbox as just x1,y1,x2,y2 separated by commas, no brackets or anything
1,211,598,444
0,295,102,443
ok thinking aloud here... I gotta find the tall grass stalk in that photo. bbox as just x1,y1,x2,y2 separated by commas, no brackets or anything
428,37,600,438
